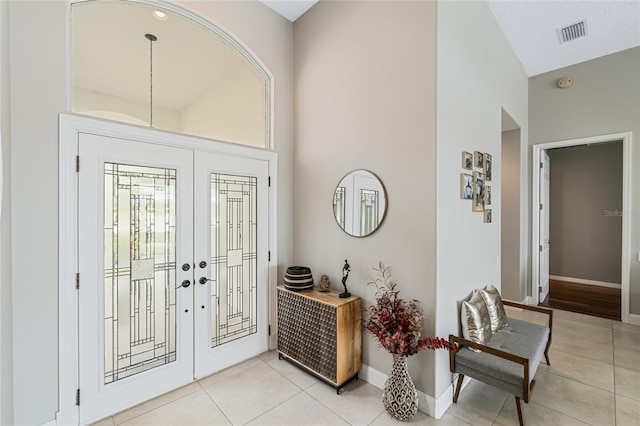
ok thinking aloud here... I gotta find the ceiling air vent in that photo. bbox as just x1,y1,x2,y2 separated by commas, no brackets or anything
557,20,587,44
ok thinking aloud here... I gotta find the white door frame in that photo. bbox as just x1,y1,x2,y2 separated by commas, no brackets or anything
57,113,278,425
531,132,632,323
538,150,550,303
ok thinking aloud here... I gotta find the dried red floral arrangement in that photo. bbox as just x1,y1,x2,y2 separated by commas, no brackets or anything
364,262,455,356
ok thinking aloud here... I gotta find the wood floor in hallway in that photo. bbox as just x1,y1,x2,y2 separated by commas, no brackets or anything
541,279,621,321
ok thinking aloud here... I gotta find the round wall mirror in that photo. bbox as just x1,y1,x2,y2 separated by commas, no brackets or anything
333,170,387,237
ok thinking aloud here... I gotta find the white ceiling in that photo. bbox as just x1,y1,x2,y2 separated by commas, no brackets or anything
260,0,319,22
488,0,640,76
262,0,640,77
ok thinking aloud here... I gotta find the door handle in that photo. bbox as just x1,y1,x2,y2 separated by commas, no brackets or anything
199,261,207,268
199,277,211,285
180,279,191,288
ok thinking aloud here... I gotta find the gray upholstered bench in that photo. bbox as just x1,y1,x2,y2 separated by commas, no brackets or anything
449,301,553,426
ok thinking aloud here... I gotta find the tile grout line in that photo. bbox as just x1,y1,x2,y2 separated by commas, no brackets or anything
525,401,594,426
530,374,615,426
550,309,615,328
301,385,355,425
198,357,280,426
264,354,314,392
115,356,270,425
268,354,380,425
549,345,613,365
542,347,617,393
535,321,617,426
366,410,386,425
489,396,510,425
111,382,202,426
541,365,617,398
238,354,344,425
239,390,303,426
198,379,235,426
255,359,384,426
302,380,388,426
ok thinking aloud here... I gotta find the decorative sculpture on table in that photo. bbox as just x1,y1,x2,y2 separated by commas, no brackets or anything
339,259,351,298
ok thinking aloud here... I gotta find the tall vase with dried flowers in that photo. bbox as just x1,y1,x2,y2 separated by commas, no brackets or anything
364,262,453,421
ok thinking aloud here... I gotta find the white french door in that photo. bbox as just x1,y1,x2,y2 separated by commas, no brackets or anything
194,152,269,378
77,131,269,424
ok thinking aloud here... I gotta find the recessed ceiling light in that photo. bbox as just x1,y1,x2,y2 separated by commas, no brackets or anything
153,10,168,21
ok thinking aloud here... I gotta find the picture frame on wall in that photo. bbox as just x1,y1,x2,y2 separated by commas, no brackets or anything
484,209,492,223
486,186,492,205
462,151,473,170
473,171,485,212
484,153,492,181
460,173,473,199
474,151,484,168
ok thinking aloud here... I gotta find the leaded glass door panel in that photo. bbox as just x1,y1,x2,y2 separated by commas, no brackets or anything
78,133,194,424
194,152,269,378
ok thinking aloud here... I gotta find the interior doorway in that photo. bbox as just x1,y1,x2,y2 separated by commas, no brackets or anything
532,133,632,323
538,142,623,320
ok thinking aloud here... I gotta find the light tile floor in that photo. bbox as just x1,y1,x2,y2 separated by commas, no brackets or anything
92,308,640,426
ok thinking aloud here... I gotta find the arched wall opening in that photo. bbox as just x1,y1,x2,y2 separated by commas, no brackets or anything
70,0,273,149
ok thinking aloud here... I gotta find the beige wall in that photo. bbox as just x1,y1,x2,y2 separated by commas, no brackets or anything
76,68,267,148
5,1,293,424
529,47,640,314
435,0,529,401
181,65,265,147
73,88,182,129
0,0,13,424
293,0,438,396
501,129,523,300
548,143,623,284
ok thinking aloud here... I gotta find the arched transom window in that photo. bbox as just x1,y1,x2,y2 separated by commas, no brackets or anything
71,0,271,149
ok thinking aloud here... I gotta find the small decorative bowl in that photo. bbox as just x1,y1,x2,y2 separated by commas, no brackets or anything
284,266,313,291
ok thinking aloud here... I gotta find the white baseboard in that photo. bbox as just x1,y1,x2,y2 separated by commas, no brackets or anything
54,406,78,426
549,275,621,289
360,363,438,418
417,389,436,418
359,363,387,390
434,374,472,418
628,313,640,326
504,296,533,310
360,365,476,419
434,381,453,418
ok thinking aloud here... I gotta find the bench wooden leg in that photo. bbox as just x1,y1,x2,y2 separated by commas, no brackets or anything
453,374,464,403
515,396,524,426
544,350,550,366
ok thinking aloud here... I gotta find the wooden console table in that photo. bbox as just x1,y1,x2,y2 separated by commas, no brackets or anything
276,285,362,393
